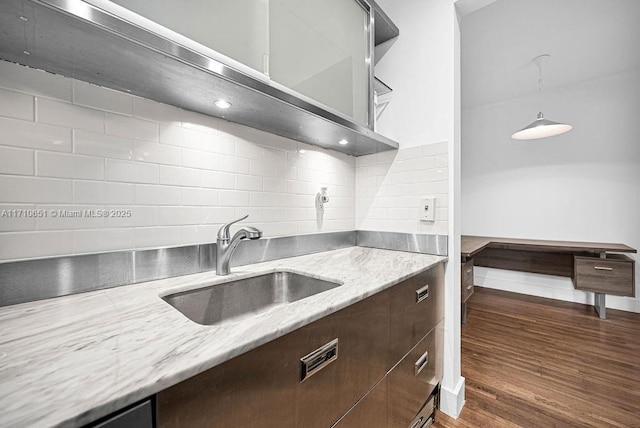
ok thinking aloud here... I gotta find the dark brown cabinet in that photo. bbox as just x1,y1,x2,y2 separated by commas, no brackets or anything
332,378,388,427
388,321,443,427
157,262,445,427
388,265,445,369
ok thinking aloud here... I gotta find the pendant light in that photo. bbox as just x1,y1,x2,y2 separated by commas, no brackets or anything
511,54,572,140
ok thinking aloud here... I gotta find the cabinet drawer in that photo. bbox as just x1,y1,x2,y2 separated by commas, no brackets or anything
331,377,388,427
296,290,389,428
461,259,474,303
388,321,443,428
573,254,635,297
388,263,444,368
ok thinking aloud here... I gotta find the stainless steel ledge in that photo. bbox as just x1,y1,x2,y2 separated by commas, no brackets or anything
0,231,446,307
356,231,448,257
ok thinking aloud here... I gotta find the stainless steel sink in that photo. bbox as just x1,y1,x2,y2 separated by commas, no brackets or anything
163,271,342,326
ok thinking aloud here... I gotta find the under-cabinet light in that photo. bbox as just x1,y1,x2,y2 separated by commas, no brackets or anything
338,139,349,145
214,99,232,109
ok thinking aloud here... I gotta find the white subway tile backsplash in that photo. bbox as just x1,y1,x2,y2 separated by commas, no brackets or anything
422,141,448,156
199,133,235,156
235,140,263,160
235,174,262,191
37,98,104,132
73,81,133,115
356,143,449,235
0,60,449,261
433,154,448,168
0,204,37,232
0,88,33,120
0,175,72,203
0,117,72,152
104,206,159,228
0,61,72,102
159,206,202,226
74,130,133,160
106,113,158,141
181,188,219,206
0,146,34,176
0,231,73,261
287,180,307,195
201,207,237,224
217,155,250,174
158,166,202,187
181,148,219,170
73,228,135,254
106,159,158,184
263,177,288,193
133,141,181,166
218,190,250,207
74,181,135,205
159,123,202,150
135,184,181,206
36,205,104,230
135,226,183,249
181,224,220,245
36,152,104,180
201,170,235,189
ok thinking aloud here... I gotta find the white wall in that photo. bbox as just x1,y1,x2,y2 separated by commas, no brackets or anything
461,0,640,313
376,0,464,418
375,0,455,148
0,60,355,262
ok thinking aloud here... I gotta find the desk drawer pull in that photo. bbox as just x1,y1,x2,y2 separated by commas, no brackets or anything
594,266,613,271
416,285,430,303
467,284,473,290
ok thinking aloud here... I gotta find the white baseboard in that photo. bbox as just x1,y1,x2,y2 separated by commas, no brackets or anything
475,267,640,313
439,376,465,418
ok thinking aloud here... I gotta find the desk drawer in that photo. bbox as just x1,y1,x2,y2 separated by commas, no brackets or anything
573,254,635,297
461,259,474,303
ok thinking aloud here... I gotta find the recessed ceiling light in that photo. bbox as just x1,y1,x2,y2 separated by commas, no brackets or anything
214,99,232,109
299,149,307,154
338,139,349,145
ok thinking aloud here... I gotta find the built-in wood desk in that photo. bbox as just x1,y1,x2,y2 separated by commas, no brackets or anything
461,236,637,320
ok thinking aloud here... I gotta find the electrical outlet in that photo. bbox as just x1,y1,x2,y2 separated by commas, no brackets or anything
419,197,436,222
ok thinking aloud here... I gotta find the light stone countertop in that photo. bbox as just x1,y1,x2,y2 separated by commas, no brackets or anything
0,246,446,427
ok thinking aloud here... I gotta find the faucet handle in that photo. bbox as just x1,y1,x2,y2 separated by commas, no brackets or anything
217,214,249,241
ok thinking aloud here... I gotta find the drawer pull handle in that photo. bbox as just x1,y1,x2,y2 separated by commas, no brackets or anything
467,284,473,290
415,350,429,376
300,338,338,382
416,285,430,303
594,266,613,271
466,269,472,274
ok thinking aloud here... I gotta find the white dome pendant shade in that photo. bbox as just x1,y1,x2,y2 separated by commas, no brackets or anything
511,54,572,140
511,111,573,140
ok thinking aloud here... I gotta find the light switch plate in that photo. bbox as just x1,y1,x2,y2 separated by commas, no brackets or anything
419,197,436,222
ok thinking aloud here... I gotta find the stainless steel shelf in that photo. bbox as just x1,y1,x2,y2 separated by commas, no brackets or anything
0,0,399,157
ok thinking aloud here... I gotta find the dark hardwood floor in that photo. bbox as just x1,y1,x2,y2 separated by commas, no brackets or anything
433,287,640,428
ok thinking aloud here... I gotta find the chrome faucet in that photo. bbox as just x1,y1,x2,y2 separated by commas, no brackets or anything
216,215,262,275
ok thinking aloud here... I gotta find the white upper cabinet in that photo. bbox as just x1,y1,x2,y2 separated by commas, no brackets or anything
269,0,371,126
109,0,372,126
108,0,270,76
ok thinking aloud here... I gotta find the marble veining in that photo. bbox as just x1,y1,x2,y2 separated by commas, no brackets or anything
0,247,446,427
